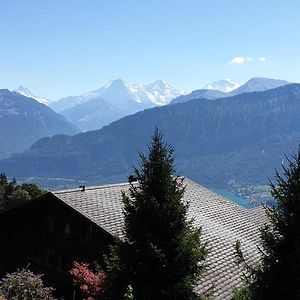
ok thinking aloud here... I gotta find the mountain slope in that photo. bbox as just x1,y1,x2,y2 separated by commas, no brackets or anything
171,89,226,104
15,86,50,105
1,84,300,188
60,96,148,132
229,77,290,95
0,89,78,159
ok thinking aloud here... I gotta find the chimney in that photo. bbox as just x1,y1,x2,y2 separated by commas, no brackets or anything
79,185,85,192
128,175,137,183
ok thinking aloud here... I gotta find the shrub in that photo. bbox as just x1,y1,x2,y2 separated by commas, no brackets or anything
69,261,106,300
0,268,56,300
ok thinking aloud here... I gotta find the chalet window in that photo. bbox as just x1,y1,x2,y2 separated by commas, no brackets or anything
81,223,93,240
48,251,54,266
37,247,45,261
48,251,59,268
64,222,71,235
47,216,54,233
60,253,68,271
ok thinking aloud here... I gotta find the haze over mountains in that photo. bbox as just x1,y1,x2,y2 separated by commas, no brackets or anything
0,89,78,160
2,83,300,190
171,77,290,104
12,77,291,132
14,77,291,132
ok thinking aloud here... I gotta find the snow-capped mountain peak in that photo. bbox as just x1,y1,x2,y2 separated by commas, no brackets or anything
144,80,183,105
50,79,184,113
147,80,169,90
101,79,184,106
15,86,49,105
203,79,240,93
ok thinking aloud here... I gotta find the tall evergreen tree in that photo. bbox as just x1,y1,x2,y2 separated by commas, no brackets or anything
107,129,207,300
234,147,300,299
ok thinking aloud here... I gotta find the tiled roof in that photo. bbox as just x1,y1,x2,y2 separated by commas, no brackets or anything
53,178,267,300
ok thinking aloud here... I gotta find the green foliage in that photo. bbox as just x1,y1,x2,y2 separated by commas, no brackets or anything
234,147,300,299
0,268,56,300
20,183,45,199
0,173,45,210
106,129,207,300
233,285,253,300
8,189,32,208
0,173,7,186
124,285,134,300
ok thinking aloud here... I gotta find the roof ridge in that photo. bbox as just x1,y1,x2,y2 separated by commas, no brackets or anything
53,181,131,194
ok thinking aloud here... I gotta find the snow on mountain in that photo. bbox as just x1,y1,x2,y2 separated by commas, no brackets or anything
229,77,291,95
171,77,291,105
15,86,49,105
203,79,240,93
144,80,183,105
50,79,184,112
48,79,184,131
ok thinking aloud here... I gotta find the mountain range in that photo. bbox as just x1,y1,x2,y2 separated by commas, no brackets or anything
171,77,290,104
0,89,78,160
14,77,291,133
1,83,300,189
48,79,184,131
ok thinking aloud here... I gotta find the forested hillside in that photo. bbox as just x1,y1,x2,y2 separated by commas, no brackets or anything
1,84,300,188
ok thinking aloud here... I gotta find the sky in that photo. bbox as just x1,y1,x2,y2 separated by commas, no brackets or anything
1,0,300,100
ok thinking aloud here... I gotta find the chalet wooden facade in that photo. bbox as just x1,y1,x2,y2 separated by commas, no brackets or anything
0,179,267,300
0,192,114,298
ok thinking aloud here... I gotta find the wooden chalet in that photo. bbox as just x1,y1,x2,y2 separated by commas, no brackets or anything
0,178,267,299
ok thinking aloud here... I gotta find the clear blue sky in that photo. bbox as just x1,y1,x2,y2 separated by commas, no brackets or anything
1,0,300,100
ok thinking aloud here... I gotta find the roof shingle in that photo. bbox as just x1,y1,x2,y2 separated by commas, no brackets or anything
53,178,267,299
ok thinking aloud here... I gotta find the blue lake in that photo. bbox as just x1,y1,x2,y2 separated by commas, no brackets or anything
210,187,253,209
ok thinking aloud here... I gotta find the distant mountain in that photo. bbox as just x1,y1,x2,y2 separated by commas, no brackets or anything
15,86,49,105
0,89,78,159
143,80,183,105
60,95,147,132
230,77,290,95
171,77,290,105
50,79,183,131
203,79,240,93
171,89,226,104
1,83,300,189
50,79,183,112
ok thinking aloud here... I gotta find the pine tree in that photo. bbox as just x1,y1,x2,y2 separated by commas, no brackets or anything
107,129,207,300
0,173,7,186
234,147,300,299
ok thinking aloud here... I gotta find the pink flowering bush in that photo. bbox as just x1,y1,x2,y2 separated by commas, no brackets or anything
0,268,56,300
69,261,106,300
